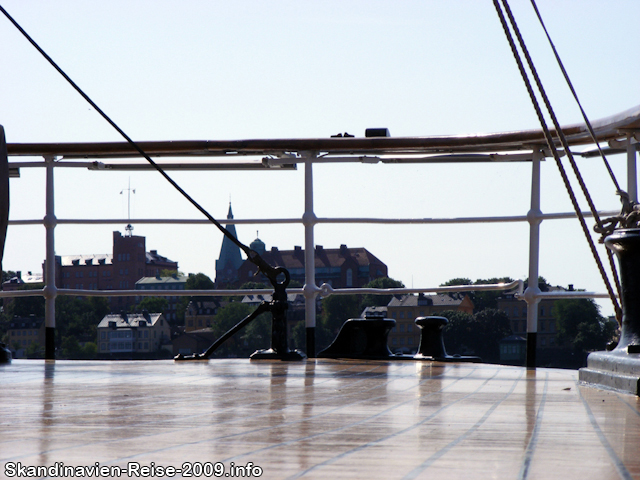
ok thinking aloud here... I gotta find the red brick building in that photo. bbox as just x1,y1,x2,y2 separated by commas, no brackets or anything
49,227,178,311
235,240,388,289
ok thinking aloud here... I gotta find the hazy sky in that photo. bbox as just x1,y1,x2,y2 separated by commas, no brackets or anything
2,1,639,317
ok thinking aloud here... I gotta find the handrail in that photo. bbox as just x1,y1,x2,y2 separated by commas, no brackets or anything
0,280,523,299
6,210,620,227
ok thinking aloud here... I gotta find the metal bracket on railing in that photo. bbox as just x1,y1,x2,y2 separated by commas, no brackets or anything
175,265,305,361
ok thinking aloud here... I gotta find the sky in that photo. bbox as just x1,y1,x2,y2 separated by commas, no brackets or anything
1,1,639,317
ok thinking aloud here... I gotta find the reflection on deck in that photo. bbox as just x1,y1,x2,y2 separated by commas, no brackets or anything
1,360,639,479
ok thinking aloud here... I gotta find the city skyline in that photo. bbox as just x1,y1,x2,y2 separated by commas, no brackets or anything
2,1,639,318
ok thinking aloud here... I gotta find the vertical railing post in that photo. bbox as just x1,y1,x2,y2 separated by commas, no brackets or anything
43,156,57,359
627,139,638,203
302,152,318,357
524,149,543,369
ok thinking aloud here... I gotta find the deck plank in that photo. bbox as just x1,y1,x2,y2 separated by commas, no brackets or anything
1,360,639,479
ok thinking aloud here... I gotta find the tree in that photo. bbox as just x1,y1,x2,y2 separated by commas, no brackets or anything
55,296,110,352
440,277,514,312
5,284,45,318
160,269,183,277
186,273,215,290
553,299,616,355
441,308,512,362
26,341,44,359
239,281,268,290
177,273,215,323
440,309,475,356
523,276,552,292
130,296,168,314
317,295,362,350
360,277,405,309
2,270,16,283
207,302,253,357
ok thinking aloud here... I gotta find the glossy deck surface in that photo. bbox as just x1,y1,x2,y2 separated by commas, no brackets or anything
1,359,639,479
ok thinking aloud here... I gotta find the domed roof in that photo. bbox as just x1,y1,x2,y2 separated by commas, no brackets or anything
250,236,266,254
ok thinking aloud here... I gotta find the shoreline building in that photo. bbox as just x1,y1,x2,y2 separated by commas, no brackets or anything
135,274,187,322
235,239,388,289
213,206,388,289
97,311,171,358
49,227,178,311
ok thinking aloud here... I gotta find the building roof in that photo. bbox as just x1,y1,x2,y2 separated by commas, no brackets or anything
245,244,385,271
97,312,164,329
387,293,470,308
146,250,176,265
59,254,112,266
361,306,388,318
135,276,187,288
186,300,223,316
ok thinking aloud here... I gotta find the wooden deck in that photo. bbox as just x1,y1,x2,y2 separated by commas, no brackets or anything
1,359,639,479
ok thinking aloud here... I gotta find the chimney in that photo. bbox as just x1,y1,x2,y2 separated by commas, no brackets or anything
340,244,348,255
568,284,574,291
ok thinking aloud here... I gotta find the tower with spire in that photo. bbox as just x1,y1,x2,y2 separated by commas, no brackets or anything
215,203,244,287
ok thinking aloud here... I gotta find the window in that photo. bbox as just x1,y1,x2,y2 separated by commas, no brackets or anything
346,269,353,287
399,324,405,333
407,324,412,333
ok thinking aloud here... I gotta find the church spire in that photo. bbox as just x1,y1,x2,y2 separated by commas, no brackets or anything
215,202,243,286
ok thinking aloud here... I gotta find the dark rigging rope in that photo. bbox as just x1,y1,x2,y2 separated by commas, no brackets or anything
528,0,624,303
493,0,622,322
0,4,279,282
529,0,621,193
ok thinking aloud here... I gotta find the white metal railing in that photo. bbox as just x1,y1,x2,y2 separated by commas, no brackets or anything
5,140,637,362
